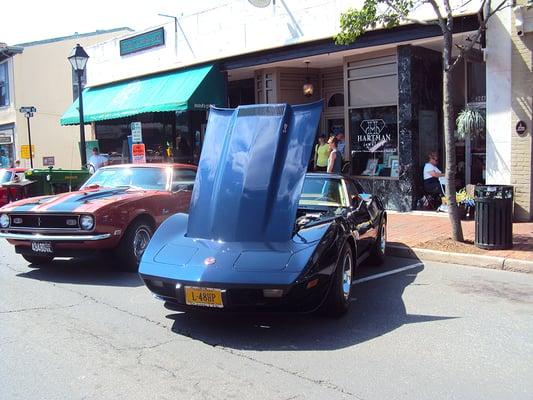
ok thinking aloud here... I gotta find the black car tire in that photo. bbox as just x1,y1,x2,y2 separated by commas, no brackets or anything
116,218,153,272
22,254,54,265
319,242,354,317
369,219,387,265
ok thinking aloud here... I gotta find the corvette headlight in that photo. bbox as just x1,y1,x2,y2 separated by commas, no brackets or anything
80,215,94,230
0,214,9,228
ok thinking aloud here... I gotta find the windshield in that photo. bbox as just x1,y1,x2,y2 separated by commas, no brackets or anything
299,177,347,208
82,167,167,190
0,170,13,184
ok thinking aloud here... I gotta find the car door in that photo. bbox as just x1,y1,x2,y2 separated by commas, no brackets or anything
344,178,376,255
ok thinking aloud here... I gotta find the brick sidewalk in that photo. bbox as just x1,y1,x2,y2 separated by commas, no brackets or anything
387,211,533,261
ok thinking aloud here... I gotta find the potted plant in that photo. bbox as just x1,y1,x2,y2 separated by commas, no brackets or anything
456,107,485,139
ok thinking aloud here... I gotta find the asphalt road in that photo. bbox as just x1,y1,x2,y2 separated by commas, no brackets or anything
1,240,532,400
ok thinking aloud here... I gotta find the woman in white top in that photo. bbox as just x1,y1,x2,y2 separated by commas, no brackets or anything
423,151,445,195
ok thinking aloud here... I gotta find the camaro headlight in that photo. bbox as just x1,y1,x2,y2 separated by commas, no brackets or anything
0,214,9,228
80,215,95,230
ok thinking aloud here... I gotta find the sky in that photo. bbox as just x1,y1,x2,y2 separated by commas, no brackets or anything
1,0,228,45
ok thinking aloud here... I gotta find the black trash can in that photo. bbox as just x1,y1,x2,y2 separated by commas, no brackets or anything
474,185,513,250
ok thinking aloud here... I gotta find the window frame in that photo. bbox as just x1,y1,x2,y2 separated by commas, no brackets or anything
345,53,399,180
0,61,11,108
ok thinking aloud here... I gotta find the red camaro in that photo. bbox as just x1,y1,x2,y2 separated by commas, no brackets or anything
0,168,28,207
0,163,196,271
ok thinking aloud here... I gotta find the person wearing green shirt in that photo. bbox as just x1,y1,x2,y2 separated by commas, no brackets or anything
314,135,330,172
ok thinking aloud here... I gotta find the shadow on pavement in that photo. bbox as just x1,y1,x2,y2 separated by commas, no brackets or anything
167,258,457,350
15,256,143,288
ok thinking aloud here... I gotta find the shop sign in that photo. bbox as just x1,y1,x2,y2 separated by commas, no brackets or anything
43,156,55,166
21,145,35,159
120,27,165,56
131,122,143,143
350,106,398,153
193,103,214,110
516,120,527,136
132,143,146,164
0,130,13,144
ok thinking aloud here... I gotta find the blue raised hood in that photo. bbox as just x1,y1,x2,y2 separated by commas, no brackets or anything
187,101,323,242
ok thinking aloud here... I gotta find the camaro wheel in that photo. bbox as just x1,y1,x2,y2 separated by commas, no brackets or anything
320,242,354,317
369,218,387,265
117,219,153,272
22,255,54,265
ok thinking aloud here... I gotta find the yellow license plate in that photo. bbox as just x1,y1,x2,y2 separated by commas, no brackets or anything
185,287,224,308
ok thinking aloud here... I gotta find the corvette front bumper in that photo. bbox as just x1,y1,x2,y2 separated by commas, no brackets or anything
140,273,331,313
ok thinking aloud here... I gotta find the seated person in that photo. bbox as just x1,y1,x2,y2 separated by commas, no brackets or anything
423,151,445,195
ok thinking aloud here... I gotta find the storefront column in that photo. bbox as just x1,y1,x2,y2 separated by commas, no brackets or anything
486,6,513,185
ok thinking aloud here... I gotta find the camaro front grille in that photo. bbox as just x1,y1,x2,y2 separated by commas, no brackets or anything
9,214,80,230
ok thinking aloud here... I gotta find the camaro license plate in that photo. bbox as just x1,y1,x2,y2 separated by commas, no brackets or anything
31,241,53,254
185,287,223,308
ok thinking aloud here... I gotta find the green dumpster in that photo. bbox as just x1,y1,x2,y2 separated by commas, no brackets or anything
24,167,91,196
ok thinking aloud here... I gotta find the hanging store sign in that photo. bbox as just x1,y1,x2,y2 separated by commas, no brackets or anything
350,106,398,153
131,122,143,143
132,143,146,164
120,27,165,56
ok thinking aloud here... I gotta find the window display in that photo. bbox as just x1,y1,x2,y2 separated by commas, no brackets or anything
349,105,398,177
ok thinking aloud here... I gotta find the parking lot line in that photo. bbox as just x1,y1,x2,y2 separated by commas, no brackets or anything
354,262,424,284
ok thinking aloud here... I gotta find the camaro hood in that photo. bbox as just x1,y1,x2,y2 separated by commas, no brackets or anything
0,187,147,213
188,101,322,242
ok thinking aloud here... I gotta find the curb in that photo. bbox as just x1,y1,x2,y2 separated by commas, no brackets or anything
387,244,533,274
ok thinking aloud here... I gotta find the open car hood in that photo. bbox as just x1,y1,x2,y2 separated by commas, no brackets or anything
187,101,322,242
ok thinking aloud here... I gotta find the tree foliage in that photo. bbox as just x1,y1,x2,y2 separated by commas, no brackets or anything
336,1,414,45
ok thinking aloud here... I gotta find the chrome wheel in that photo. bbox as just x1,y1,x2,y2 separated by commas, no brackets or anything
133,227,151,260
380,223,387,254
341,251,353,300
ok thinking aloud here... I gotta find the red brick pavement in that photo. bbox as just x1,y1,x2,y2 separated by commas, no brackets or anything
387,211,533,261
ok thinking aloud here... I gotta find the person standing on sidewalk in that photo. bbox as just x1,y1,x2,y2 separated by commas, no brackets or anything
336,132,346,161
327,136,342,174
314,135,330,172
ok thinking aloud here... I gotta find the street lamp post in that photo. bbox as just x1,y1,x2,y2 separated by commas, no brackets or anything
18,106,36,168
68,44,89,168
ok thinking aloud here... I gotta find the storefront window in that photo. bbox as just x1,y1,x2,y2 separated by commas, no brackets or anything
346,54,398,178
0,127,14,167
350,106,398,177
467,62,486,104
0,62,9,107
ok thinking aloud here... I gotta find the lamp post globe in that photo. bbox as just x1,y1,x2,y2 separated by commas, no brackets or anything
68,44,89,168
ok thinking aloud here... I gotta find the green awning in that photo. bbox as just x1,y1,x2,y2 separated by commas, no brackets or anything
60,64,225,125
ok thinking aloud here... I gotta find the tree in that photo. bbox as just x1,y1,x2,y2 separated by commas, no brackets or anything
336,0,507,242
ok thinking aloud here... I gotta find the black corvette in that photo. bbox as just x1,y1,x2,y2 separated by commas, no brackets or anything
140,102,387,316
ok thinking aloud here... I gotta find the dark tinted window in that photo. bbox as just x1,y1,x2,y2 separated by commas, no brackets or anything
171,168,196,191
173,168,196,183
